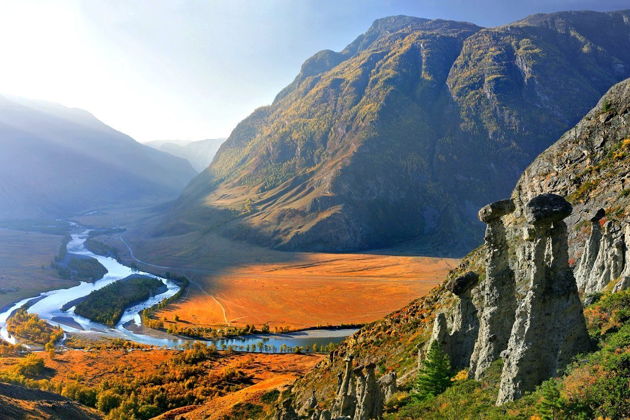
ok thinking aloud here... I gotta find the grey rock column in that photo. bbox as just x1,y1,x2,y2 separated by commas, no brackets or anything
333,355,357,418
427,271,480,371
575,209,604,292
497,194,590,405
469,199,516,379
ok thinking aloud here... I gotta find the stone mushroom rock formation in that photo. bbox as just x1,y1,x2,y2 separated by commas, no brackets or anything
377,372,397,403
429,271,480,371
354,363,381,420
469,198,516,379
496,194,591,404
332,355,357,418
426,194,591,405
320,356,397,419
524,193,572,225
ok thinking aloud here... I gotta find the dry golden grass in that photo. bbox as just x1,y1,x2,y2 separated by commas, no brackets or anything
74,208,458,330
0,229,75,308
158,253,457,329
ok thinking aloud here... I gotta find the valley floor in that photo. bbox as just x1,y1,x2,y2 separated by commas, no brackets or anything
0,228,76,309
90,226,457,330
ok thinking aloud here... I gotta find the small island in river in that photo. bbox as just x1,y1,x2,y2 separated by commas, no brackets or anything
74,275,167,327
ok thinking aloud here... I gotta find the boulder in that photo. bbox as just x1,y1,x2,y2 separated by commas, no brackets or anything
524,193,572,226
478,199,515,223
445,272,479,296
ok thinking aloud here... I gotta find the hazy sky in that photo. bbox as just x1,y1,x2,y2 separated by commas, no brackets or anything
0,0,627,142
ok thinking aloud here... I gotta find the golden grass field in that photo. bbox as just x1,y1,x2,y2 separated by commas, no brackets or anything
0,229,74,309
88,224,458,330
157,253,457,329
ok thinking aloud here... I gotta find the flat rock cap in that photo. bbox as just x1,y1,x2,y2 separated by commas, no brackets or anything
590,208,605,223
445,271,479,296
525,193,572,225
478,199,515,222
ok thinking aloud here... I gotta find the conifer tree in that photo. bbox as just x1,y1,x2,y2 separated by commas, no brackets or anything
413,342,452,400
537,380,563,420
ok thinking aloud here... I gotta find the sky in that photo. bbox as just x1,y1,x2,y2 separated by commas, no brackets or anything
0,0,627,142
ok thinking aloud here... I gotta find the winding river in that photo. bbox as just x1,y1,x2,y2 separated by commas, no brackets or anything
0,228,356,351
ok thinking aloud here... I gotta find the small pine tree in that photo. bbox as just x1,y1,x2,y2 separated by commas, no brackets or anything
413,342,452,400
537,380,563,420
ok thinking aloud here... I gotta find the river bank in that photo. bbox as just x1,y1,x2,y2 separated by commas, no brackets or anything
0,224,358,353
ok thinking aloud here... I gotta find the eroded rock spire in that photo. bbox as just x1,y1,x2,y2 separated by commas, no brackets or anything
469,199,516,379
496,194,590,404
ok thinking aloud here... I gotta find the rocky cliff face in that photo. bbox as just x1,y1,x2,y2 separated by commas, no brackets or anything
512,77,630,294
164,10,630,255
430,77,630,404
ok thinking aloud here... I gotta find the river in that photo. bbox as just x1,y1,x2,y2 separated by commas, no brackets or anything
0,227,357,351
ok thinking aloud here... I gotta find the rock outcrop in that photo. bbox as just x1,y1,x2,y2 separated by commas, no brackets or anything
512,77,630,294
496,194,590,404
575,210,628,295
428,194,590,405
429,271,480,371
283,355,398,420
275,398,298,420
285,77,630,416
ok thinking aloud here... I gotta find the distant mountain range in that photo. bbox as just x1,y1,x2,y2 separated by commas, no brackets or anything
0,96,197,220
161,10,630,255
146,138,225,172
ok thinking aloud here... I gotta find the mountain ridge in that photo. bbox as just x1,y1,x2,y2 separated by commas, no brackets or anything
0,95,197,220
161,9,630,255
281,74,630,420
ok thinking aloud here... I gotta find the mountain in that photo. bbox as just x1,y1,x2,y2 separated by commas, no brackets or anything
0,96,197,220
162,10,630,255
279,77,630,420
146,138,225,172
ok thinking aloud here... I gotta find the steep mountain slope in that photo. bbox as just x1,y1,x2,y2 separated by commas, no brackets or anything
0,96,196,219
284,77,630,417
165,10,630,254
146,138,225,172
